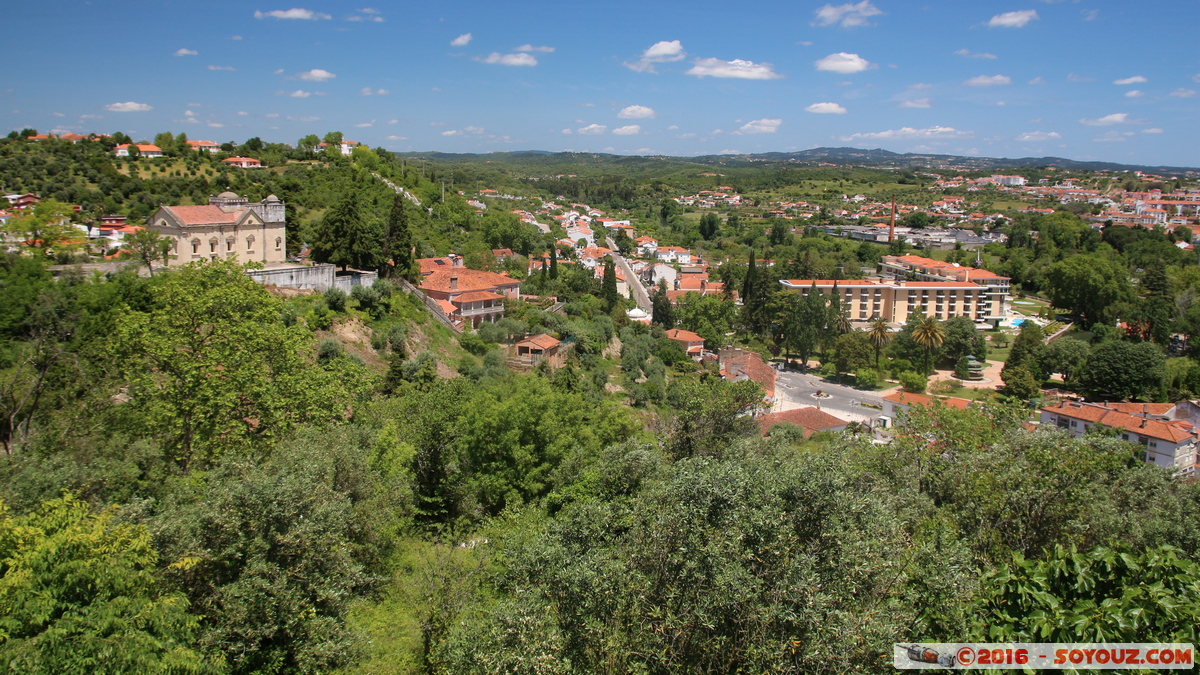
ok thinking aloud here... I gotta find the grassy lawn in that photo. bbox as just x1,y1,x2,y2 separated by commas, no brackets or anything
930,381,997,401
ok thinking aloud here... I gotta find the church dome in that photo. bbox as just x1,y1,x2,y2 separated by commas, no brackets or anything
265,194,280,202
217,191,239,199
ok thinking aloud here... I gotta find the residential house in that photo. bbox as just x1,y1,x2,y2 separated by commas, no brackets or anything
665,328,705,356
881,391,972,424
718,348,776,404
186,140,221,153
1040,400,1197,473
419,268,521,328
114,143,164,158
655,246,692,264
317,140,359,156
145,191,286,266
515,333,561,366
634,236,659,257
222,156,263,168
417,254,463,277
758,407,848,437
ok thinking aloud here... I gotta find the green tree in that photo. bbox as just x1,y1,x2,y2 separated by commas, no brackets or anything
123,226,175,276
998,364,1041,400
697,212,720,240
1044,254,1135,327
665,378,763,460
1002,321,1046,383
601,258,619,310
0,495,210,673
3,199,80,258
298,134,320,154
832,331,873,377
911,316,945,375
1039,338,1090,384
1080,340,1167,401
866,316,891,369
784,283,824,366
549,246,559,280
651,281,675,330
312,188,379,272
381,193,417,282
940,315,986,365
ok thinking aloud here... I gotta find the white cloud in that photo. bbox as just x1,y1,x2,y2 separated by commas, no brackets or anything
561,129,573,134
1029,76,1046,84
988,10,1038,28
1080,113,1130,126
737,118,782,134
463,126,484,134
387,119,398,124
237,111,249,116
355,120,374,127
360,7,380,13
687,57,783,79
265,113,280,117
207,122,224,128
676,132,696,138
52,112,64,117
1113,75,1147,85
273,68,285,75
908,83,932,90
624,40,686,73
254,8,331,20
297,68,336,81
667,124,678,130
184,109,196,116
1124,90,1144,98
1143,128,1164,134
954,49,997,59
815,52,872,74
385,135,407,140
965,74,1011,86
80,114,103,119
718,149,741,155
286,115,320,122
208,65,236,71
451,33,472,47
618,105,656,119
360,87,388,95
441,130,461,136
1093,130,1129,142
1067,73,1095,83
840,125,972,141
577,124,608,135
515,44,555,53
1082,9,1099,21
1194,74,1200,83
481,52,537,66
1170,88,1197,98
805,102,847,114
288,90,312,98
812,1,883,27
898,98,931,109
174,48,198,56
231,35,242,40
613,125,641,135
1016,131,1061,141
105,101,152,112
346,11,383,22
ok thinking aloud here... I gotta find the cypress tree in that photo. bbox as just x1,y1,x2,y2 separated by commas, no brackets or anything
601,258,619,310
382,193,416,282
549,246,559,280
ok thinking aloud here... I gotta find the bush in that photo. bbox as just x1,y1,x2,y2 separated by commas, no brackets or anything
954,356,971,380
855,368,879,389
458,331,490,356
317,338,343,363
890,358,913,377
372,278,394,299
899,370,927,393
307,301,333,331
324,287,347,312
351,284,381,315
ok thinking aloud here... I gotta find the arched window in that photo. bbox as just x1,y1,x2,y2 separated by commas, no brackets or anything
226,237,234,252
246,235,255,250
275,237,282,250
209,237,218,253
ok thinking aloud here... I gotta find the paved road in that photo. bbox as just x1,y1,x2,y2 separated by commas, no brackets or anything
775,368,884,423
607,237,651,312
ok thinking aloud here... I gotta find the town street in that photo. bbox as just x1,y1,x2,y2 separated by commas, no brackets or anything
774,368,885,424
607,237,652,312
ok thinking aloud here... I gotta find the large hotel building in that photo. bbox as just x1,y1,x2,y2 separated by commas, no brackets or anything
779,255,1011,327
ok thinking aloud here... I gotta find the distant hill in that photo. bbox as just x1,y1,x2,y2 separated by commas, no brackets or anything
398,147,1199,176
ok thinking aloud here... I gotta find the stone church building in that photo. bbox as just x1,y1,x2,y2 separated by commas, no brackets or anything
147,192,286,266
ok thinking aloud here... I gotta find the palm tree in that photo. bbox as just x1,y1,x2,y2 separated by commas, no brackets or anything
867,316,891,369
911,315,945,375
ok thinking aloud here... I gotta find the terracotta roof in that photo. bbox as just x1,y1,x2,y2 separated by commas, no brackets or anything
883,391,972,410
420,268,517,294
452,290,504,303
1042,401,1195,443
435,299,458,315
759,407,848,437
665,328,704,343
720,349,776,400
417,256,458,276
162,205,242,226
516,333,560,350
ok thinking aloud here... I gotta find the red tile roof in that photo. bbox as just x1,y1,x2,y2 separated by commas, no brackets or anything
720,349,776,399
883,391,972,410
516,333,560,350
163,205,241,225
1042,401,1195,443
665,328,704,343
452,290,504,303
759,407,848,437
420,268,518,294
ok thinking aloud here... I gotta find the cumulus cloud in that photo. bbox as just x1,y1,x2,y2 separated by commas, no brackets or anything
815,52,872,74
105,101,152,112
207,122,224,128
965,74,1011,86
355,120,374,127
1113,75,1147,85
1080,113,1131,126
1016,131,1061,141
840,126,972,141
515,44,555,53
898,98,931,109
1124,90,1144,98
385,135,407,140
988,10,1038,28
298,68,336,81
387,119,398,124
612,125,641,135
618,105,656,119
480,52,537,66
360,87,388,95
954,48,996,59
1029,76,1046,84
208,65,236,71
812,1,883,27
624,40,686,73
174,48,198,56
577,124,608,135
687,57,783,79
805,102,847,114
1170,88,1197,98
441,130,462,136
287,90,312,97
254,8,331,20
1142,128,1164,134
451,33,471,47
737,118,782,134
561,129,573,134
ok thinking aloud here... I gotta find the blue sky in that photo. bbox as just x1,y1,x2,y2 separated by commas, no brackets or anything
5,0,1198,166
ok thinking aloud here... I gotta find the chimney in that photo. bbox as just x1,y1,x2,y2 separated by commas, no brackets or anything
450,274,458,292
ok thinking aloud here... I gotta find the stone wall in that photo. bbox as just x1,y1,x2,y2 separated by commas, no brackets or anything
244,263,376,293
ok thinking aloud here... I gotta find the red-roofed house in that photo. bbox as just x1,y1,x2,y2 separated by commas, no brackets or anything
114,143,164,158
146,191,287,266
1040,400,1197,473
420,268,520,327
665,328,705,356
759,407,848,437
186,140,221,153
655,246,692,264
882,391,973,419
719,348,776,403
417,255,463,276
222,156,263,168
515,333,562,366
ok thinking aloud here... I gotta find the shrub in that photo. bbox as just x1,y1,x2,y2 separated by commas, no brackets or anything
324,287,347,312
351,284,381,314
317,338,343,363
372,278,394,299
855,368,879,389
899,370,927,393
458,331,490,356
